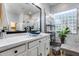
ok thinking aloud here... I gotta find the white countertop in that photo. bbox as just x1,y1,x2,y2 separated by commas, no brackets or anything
61,44,79,53
0,33,50,52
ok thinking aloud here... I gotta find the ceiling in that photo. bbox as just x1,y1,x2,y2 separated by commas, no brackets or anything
5,3,40,15
5,3,58,16
44,3,59,6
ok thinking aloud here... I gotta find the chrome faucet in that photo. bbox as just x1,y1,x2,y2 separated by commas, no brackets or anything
26,26,32,32
0,30,3,39
0,30,6,39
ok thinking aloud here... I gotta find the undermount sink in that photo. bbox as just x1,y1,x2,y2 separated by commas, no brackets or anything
25,32,40,37
3,32,41,39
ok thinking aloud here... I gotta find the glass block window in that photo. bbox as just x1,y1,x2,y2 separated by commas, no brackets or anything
53,9,77,34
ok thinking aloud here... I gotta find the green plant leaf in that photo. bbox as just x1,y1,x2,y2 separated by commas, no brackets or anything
57,26,70,40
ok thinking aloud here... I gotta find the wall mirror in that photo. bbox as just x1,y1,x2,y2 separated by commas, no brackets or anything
2,3,41,33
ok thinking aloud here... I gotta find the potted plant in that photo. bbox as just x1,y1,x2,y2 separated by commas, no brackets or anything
57,26,70,44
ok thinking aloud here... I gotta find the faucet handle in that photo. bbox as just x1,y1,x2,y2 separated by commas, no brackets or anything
2,30,5,32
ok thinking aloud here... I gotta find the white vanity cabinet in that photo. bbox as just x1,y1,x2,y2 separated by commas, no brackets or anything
0,33,50,56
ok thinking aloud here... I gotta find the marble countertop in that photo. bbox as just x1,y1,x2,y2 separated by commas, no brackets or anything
0,33,49,52
61,44,79,54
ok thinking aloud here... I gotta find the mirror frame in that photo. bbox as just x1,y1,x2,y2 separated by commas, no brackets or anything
32,3,42,32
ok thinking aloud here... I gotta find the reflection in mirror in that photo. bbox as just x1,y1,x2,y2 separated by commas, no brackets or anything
0,4,2,28
3,3,41,33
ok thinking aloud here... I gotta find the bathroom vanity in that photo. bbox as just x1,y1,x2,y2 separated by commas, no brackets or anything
0,3,47,56
0,33,50,56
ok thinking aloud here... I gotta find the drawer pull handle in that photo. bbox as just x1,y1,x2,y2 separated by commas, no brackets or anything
14,50,18,53
40,53,42,56
47,48,48,50
39,41,41,43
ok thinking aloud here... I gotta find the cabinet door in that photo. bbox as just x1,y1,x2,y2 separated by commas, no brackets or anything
28,45,39,56
44,41,50,56
39,38,48,56
42,41,49,56
45,37,50,55
39,37,50,56
39,41,45,56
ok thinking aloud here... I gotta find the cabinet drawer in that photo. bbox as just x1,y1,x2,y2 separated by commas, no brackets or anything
40,38,46,42
0,44,26,56
28,40,39,49
17,52,26,56
40,36,50,42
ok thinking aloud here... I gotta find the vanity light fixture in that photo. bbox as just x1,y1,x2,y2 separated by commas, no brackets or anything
10,21,16,31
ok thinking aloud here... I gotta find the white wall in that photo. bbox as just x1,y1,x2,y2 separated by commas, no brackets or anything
50,3,79,45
